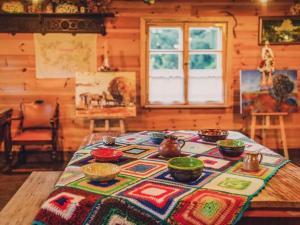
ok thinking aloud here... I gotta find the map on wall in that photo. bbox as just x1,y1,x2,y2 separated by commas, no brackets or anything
75,72,136,118
34,34,97,78
240,70,298,114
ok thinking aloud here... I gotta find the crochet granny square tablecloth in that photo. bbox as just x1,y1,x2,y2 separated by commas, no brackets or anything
32,131,289,225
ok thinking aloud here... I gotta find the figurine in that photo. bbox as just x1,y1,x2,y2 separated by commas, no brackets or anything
98,41,118,72
45,3,53,13
258,40,275,90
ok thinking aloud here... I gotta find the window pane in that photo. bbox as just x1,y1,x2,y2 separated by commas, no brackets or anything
150,53,179,70
189,27,221,50
188,77,224,103
190,54,217,70
149,77,184,104
150,27,182,50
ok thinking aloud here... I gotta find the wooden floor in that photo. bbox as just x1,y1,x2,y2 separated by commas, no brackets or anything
0,149,300,223
0,151,72,210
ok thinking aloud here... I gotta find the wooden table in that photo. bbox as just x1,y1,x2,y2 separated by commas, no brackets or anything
0,172,61,225
1,163,300,225
1,134,300,225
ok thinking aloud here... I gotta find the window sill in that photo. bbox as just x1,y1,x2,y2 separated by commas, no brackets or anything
143,104,231,109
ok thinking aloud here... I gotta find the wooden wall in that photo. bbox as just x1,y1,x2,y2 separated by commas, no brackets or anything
1,0,300,151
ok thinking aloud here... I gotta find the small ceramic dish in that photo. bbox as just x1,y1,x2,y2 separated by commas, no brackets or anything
148,131,166,144
198,129,228,142
102,136,116,146
81,163,120,182
217,139,245,157
168,157,204,182
91,148,123,162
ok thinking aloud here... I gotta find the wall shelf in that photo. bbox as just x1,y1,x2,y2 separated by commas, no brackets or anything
0,13,114,35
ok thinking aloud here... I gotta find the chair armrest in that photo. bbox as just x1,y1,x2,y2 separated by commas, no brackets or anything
9,116,22,121
50,117,59,129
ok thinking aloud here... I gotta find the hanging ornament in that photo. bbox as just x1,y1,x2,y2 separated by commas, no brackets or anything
258,40,275,90
290,0,300,15
144,0,155,5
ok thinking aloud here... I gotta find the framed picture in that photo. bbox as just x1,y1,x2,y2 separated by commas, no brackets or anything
75,72,137,118
259,16,300,45
34,34,97,78
240,70,298,114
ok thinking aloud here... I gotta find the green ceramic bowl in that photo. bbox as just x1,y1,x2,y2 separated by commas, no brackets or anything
217,139,245,157
168,157,204,182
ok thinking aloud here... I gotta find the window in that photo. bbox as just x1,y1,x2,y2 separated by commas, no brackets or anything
141,18,232,108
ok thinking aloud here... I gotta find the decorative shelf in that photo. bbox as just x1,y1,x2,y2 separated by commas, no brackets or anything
0,13,114,35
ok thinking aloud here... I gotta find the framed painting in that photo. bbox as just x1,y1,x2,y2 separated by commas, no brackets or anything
240,70,298,114
75,72,136,118
259,16,300,45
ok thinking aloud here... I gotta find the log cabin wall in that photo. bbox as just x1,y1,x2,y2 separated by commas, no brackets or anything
0,0,299,151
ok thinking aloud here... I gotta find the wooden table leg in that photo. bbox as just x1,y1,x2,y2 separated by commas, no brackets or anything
119,119,125,133
105,119,109,131
89,119,95,134
261,115,269,146
250,114,256,140
279,115,289,159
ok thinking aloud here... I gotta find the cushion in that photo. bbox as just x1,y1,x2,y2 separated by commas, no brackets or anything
13,129,52,142
22,102,56,129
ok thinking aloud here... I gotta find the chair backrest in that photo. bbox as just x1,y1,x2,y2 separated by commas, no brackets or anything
21,100,58,129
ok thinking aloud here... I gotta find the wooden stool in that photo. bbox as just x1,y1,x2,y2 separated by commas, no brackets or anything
250,112,289,159
89,118,125,134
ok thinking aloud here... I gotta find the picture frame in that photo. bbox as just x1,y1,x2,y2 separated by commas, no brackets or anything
75,72,137,118
240,70,298,114
259,16,300,45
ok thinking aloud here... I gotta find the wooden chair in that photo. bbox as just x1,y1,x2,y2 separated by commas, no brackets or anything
4,100,59,172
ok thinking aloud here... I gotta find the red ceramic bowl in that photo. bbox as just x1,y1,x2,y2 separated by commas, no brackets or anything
91,148,123,162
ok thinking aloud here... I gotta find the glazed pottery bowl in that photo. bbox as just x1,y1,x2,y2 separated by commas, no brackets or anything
81,163,120,182
91,148,123,162
217,139,245,157
148,132,166,144
168,157,204,182
198,129,228,142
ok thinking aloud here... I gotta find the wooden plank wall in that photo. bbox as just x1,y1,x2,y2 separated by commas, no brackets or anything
0,0,299,151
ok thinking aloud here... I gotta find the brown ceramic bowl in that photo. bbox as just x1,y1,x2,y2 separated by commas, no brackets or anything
198,129,228,143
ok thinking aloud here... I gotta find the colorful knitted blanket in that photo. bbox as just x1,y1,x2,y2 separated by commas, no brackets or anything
32,131,289,225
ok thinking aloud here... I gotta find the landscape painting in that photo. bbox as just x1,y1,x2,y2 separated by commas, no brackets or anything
76,72,136,118
259,16,300,45
240,70,298,114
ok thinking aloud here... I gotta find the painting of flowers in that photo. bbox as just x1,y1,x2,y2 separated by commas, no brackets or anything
240,70,298,114
259,16,300,45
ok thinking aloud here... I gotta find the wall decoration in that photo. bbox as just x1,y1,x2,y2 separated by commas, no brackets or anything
144,0,155,4
259,16,300,45
75,72,136,118
257,41,275,89
290,3,300,15
240,70,298,114
0,0,113,14
0,1,25,13
55,3,78,13
34,34,97,78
